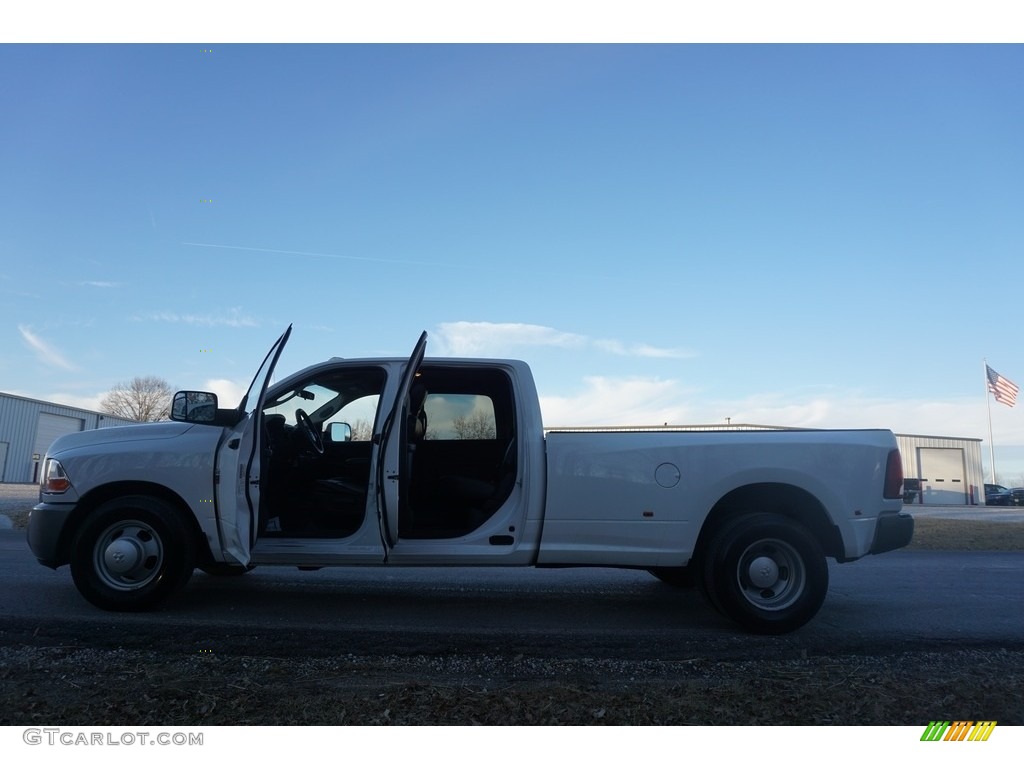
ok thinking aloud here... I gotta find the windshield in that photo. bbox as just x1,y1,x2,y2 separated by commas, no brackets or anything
237,327,292,414
264,367,386,436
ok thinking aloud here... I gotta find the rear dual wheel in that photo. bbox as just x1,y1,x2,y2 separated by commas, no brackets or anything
700,513,828,634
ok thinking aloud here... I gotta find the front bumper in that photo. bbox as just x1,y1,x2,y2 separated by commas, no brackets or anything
27,501,78,568
869,511,914,555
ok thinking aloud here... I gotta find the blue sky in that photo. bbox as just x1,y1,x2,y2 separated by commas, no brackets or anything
3,42,1024,476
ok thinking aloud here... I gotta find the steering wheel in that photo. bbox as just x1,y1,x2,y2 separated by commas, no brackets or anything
295,409,324,454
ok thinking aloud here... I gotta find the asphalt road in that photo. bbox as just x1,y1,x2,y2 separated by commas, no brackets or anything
1,527,1021,659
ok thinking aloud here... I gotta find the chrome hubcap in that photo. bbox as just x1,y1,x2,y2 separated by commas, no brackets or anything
93,520,164,591
747,555,779,588
103,538,143,574
736,538,805,611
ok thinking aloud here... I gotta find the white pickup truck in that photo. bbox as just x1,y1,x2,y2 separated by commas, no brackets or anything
28,327,912,634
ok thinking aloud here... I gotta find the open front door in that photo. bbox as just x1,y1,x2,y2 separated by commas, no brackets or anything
215,325,292,565
376,331,427,552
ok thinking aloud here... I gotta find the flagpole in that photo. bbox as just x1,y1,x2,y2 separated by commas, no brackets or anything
985,359,996,484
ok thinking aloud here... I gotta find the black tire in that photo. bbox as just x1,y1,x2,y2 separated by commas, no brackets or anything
648,566,695,588
700,513,828,634
198,562,253,577
70,495,196,611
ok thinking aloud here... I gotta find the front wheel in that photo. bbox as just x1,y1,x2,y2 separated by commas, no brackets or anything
700,513,828,634
70,495,195,611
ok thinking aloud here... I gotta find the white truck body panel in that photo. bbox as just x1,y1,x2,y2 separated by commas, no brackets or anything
28,329,912,633
539,429,901,566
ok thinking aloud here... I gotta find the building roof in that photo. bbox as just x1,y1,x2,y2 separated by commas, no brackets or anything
0,391,136,422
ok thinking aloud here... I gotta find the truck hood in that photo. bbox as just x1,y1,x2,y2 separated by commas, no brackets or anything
47,421,201,455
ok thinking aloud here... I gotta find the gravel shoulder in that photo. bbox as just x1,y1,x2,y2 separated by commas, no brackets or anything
3,636,1022,725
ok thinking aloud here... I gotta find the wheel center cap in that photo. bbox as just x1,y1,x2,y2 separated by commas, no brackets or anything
104,539,141,574
748,556,779,588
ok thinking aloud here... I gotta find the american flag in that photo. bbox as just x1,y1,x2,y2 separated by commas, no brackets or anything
987,365,1019,407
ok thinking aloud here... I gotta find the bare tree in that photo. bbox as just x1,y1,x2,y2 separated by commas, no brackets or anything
997,473,1024,489
452,411,496,440
350,418,374,442
100,376,174,422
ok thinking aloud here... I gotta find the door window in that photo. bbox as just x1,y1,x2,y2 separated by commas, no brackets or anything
423,394,496,440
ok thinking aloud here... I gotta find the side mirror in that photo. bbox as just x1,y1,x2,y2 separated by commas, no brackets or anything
171,391,219,423
328,422,352,443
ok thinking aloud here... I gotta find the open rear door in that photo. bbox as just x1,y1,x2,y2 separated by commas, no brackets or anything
376,331,427,552
215,325,292,565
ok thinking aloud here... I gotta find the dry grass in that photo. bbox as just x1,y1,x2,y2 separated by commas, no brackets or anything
6,509,32,530
907,517,1024,550
2,645,1022,725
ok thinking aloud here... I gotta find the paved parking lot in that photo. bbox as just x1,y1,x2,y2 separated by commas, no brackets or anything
0,483,36,505
0,484,37,528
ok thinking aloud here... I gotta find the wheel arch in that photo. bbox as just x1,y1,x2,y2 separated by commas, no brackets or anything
695,482,843,561
54,481,213,568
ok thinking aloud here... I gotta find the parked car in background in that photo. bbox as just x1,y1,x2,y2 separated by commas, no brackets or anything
985,483,1024,506
985,484,1010,505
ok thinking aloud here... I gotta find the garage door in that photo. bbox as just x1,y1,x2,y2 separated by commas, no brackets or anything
918,447,967,505
34,413,84,458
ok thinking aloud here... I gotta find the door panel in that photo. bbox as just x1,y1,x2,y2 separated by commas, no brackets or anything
377,331,427,549
215,325,292,564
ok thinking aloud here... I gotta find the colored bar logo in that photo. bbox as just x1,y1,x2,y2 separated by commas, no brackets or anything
921,721,997,741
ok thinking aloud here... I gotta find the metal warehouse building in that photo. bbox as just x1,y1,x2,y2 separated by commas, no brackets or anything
895,433,985,506
0,392,138,484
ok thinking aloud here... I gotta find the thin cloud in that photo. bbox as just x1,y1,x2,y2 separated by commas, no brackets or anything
721,393,1013,441
540,381,1024,445
435,321,695,360
80,281,120,288
204,378,247,408
541,376,694,427
182,242,438,267
435,322,587,356
17,325,77,371
594,339,695,359
135,308,258,328
42,392,105,412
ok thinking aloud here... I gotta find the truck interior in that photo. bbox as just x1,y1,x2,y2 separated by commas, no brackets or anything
259,364,517,541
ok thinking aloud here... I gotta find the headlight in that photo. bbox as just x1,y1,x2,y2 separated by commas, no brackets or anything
41,459,72,494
